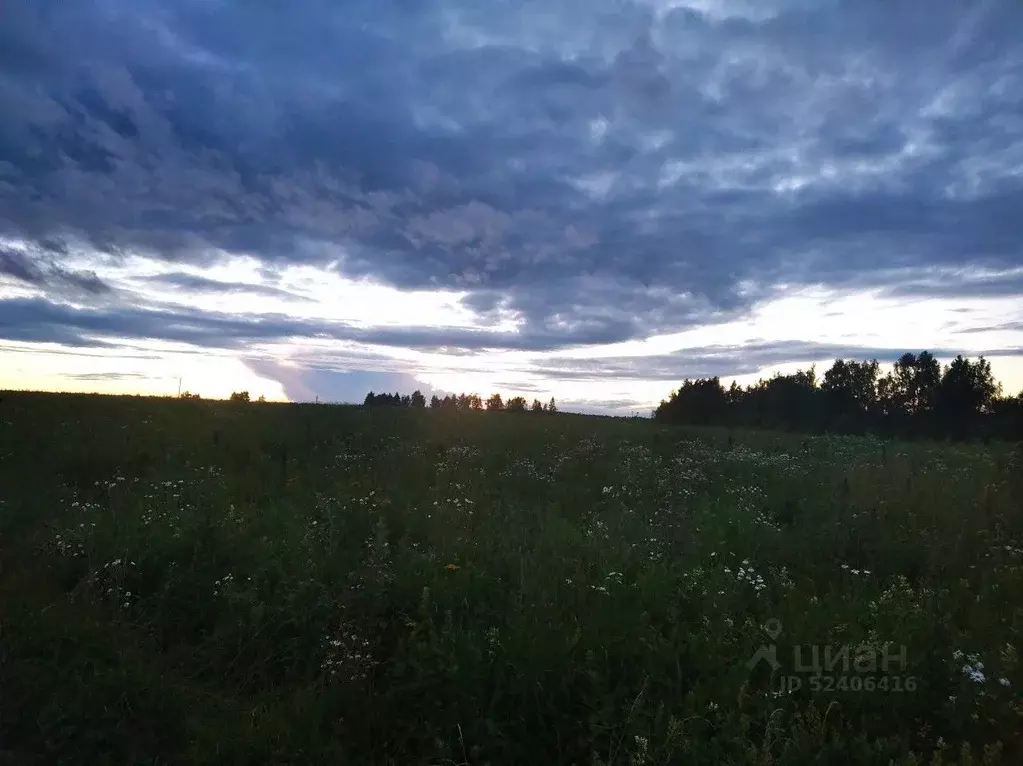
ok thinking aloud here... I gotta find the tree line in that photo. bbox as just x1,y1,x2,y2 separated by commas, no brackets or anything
364,391,558,413
226,391,266,403
654,352,1023,441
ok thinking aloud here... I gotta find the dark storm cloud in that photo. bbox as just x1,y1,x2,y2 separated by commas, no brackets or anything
1,0,1022,350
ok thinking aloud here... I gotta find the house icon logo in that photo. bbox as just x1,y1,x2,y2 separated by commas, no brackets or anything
746,618,783,671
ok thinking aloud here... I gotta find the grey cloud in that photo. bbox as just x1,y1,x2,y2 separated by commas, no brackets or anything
139,272,311,302
0,0,1021,352
958,322,1023,335
0,296,716,352
0,246,111,297
0,342,160,361
64,372,151,382
533,341,1023,383
884,270,1023,300
557,399,650,416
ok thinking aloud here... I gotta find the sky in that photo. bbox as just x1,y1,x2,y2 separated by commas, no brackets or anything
1,0,1022,414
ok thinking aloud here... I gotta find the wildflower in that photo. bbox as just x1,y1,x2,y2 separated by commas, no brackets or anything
963,663,986,683
445,563,460,572
999,677,1010,687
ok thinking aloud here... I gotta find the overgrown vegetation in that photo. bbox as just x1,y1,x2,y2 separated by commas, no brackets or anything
1,391,1022,764
655,351,1023,441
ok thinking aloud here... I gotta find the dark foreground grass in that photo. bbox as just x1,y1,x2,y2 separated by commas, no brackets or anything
1,392,1022,764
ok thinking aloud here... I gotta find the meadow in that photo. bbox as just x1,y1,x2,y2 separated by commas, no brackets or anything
1,392,1022,765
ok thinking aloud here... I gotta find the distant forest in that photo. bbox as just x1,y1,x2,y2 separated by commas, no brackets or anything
654,352,1023,441
364,391,558,414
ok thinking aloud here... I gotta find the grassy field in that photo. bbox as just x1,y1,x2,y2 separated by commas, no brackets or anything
2,392,1022,765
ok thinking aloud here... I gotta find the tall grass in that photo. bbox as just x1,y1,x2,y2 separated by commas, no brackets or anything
1,392,1021,764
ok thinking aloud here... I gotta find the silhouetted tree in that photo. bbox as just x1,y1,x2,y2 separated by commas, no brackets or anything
546,397,558,414
430,395,441,409
531,398,544,413
654,377,728,425
743,369,818,431
486,393,504,411
410,390,426,408
726,381,743,406
878,351,941,434
821,359,880,432
364,392,409,407
653,352,1017,441
229,391,250,403
991,392,1023,440
936,355,1000,438
506,396,527,412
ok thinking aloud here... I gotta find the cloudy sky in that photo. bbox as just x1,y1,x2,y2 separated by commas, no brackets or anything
2,0,1022,413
